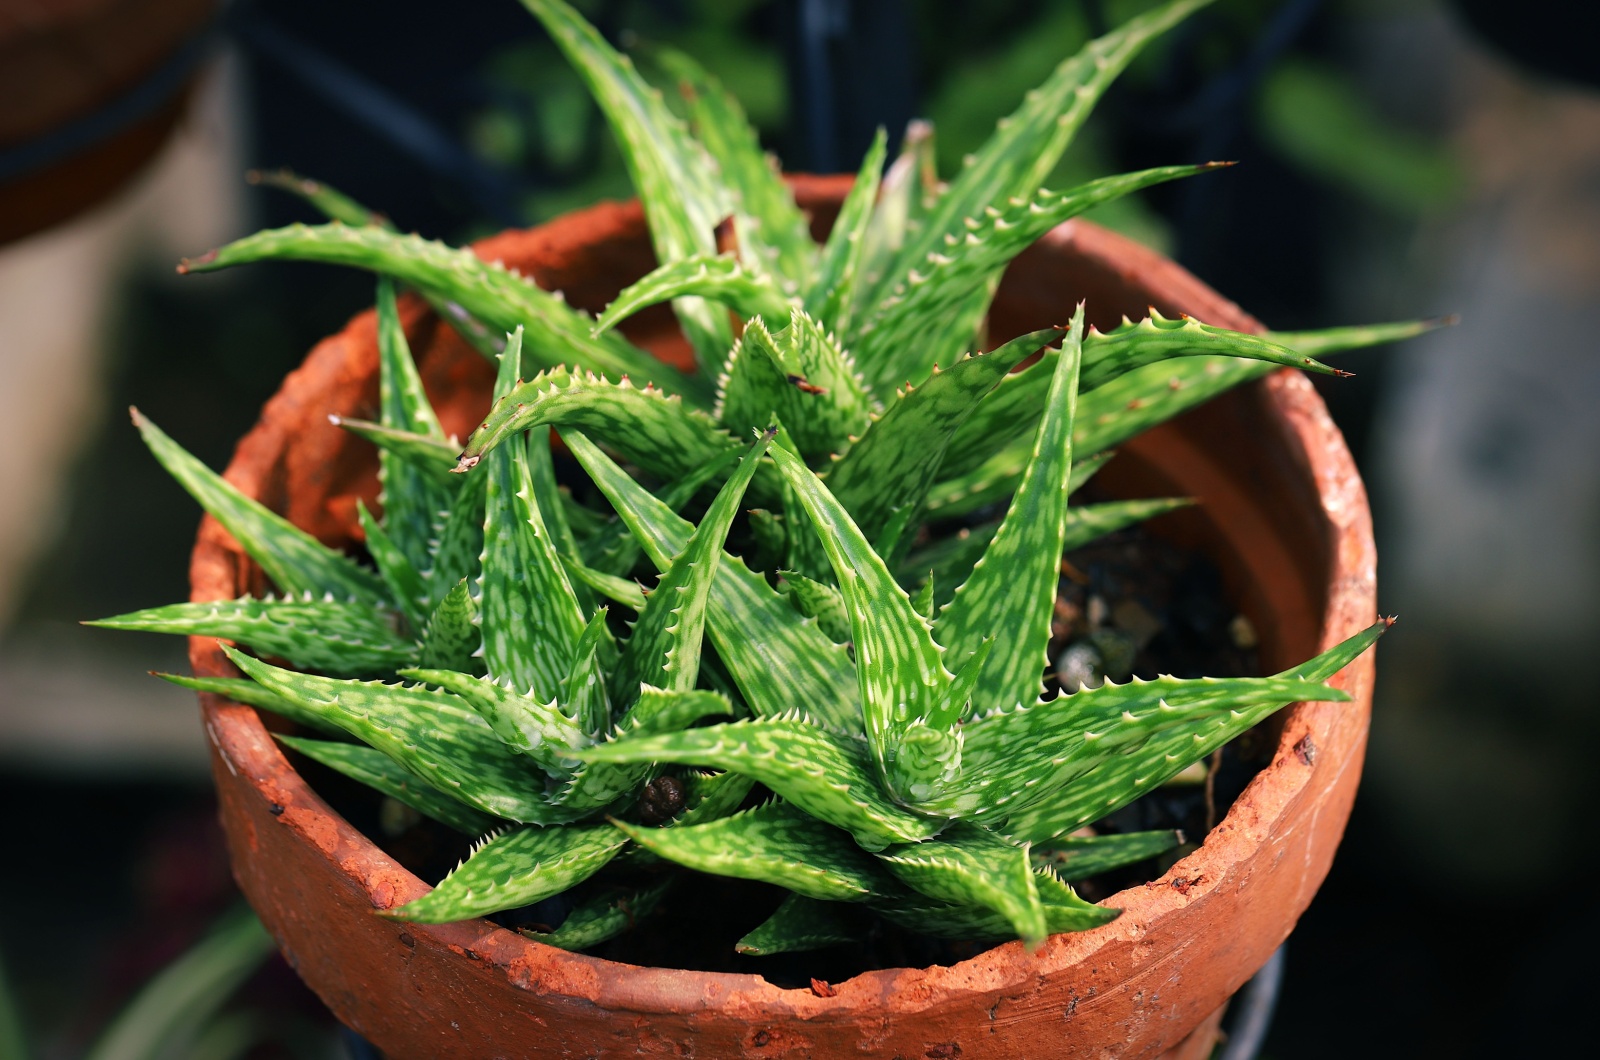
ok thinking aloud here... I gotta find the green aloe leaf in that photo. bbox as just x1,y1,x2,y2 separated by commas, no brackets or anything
931,671,1351,823
551,686,733,813
905,495,1174,612
519,0,733,369
855,119,938,316
579,718,943,850
401,667,584,777
89,596,414,676
356,501,428,630
876,822,1046,949
253,172,511,360
884,719,963,804
825,327,1066,544
769,419,834,581
855,165,1222,391
132,410,388,608
804,127,887,334
612,431,773,704
562,609,615,738
770,445,951,777
563,557,647,611
522,878,673,951
1079,311,1340,390
736,893,865,956
591,255,791,338
422,468,486,609
942,316,1339,481
177,223,704,400
276,735,497,835
374,277,454,571
222,647,563,822
391,822,626,923
1001,620,1389,841
526,425,592,612
1071,320,1443,459
654,46,816,292
1267,317,1450,357
329,416,459,479
154,672,342,736
715,309,876,460
923,446,1112,522
478,428,585,700
933,309,1083,726
866,0,1212,315
872,865,1117,940
780,571,851,644
612,801,896,902
418,578,480,672
1032,829,1182,881
249,167,396,229
455,367,743,489
674,769,756,827
565,431,862,733
924,638,994,730
578,447,742,577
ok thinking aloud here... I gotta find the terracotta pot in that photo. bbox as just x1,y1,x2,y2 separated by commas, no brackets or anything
187,176,1375,1058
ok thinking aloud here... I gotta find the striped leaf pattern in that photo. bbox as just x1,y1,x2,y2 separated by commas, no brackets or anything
276,735,497,836
392,822,627,923
579,718,943,849
864,0,1215,316
825,327,1067,543
654,47,817,291
771,445,951,776
90,595,414,676
457,368,742,487
591,254,791,338
876,823,1047,949
716,311,875,459
613,801,895,902
566,431,862,734
517,0,733,368
222,648,561,823
374,277,454,571
178,222,698,398
932,310,1083,727
132,410,388,607
854,166,1219,390
804,128,887,334
611,432,770,704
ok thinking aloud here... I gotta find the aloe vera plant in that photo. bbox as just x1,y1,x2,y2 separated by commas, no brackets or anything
97,0,1421,955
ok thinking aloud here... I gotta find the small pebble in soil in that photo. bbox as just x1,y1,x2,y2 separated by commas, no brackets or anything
1056,641,1104,692
637,775,687,825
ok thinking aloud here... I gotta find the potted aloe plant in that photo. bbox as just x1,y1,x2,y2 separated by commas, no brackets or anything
94,0,1430,1054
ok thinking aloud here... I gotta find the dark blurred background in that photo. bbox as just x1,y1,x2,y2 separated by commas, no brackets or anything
2,0,1595,1055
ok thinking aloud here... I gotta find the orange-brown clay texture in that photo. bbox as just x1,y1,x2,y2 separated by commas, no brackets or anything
187,179,1375,1058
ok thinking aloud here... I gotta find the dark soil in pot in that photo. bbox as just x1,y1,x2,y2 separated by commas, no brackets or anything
281,513,1271,988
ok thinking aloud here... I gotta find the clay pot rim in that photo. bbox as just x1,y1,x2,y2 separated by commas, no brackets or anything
187,190,1375,1022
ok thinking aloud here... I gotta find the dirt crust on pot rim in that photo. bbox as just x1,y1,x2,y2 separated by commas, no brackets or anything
187,176,1377,1058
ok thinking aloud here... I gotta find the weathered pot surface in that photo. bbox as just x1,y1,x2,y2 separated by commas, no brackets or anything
188,176,1375,1058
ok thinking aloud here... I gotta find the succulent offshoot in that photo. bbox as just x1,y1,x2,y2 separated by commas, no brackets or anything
103,0,1427,955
